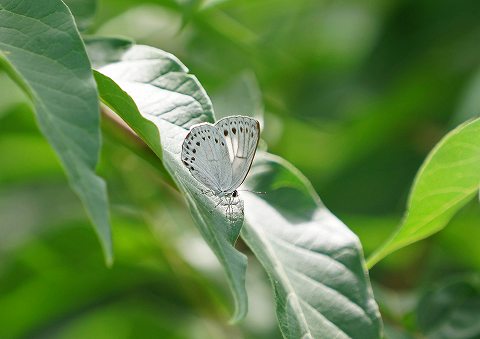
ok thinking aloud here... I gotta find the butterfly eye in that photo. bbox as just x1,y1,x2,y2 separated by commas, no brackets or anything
232,127,237,134
224,130,228,136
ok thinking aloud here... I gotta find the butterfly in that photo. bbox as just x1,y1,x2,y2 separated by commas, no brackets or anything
181,115,260,215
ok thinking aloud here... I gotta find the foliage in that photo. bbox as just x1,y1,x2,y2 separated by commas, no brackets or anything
1,0,480,338
0,0,112,264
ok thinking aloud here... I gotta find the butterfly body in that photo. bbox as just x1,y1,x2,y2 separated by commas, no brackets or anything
181,116,260,215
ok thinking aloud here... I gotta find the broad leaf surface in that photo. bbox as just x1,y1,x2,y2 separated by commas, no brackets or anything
242,153,382,339
368,118,480,267
86,38,382,335
0,0,112,264
416,275,480,339
86,38,248,321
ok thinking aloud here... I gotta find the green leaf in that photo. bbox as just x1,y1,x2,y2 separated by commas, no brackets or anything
86,38,382,334
93,70,163,159
63,0,97,32
86,38,248,321
242,153,382,339
416,275,480,339
367,118,480,267
0,0,112,265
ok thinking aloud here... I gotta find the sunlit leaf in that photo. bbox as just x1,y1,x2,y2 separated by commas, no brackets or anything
86,38,382,335
242,153,382,339
86,38,248,322
367,118,480,267
0,0,112,264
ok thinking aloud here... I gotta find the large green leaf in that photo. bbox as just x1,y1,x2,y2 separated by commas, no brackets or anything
86,38,248,322
242,153,382,338
86,38,382,335
416,275,480,339
0,0,112,264
367,118,480,267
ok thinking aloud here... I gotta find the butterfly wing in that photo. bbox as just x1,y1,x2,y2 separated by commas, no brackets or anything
215,116,260,192
181,123,232,193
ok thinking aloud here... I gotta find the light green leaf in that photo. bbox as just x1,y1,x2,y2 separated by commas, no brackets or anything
0,0,112,265
416,274,480,339
63,0,97,32
368,118,480,268
86,38,248,321
242,153,382,339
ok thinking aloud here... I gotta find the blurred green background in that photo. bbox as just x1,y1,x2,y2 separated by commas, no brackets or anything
1,0,480,337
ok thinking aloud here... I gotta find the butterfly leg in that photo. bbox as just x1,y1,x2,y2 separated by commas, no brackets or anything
225,196,233,219
206,197,222,214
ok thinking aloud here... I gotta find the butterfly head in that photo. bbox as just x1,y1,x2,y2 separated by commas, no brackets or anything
219,190,238,199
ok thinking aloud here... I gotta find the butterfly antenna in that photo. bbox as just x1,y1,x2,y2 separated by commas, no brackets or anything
238,189,267,195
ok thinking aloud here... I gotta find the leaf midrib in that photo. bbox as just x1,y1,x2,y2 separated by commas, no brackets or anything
246,220,314,339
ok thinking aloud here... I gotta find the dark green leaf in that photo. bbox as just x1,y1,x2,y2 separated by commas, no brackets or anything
417,275,480,339
0,0,112,264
